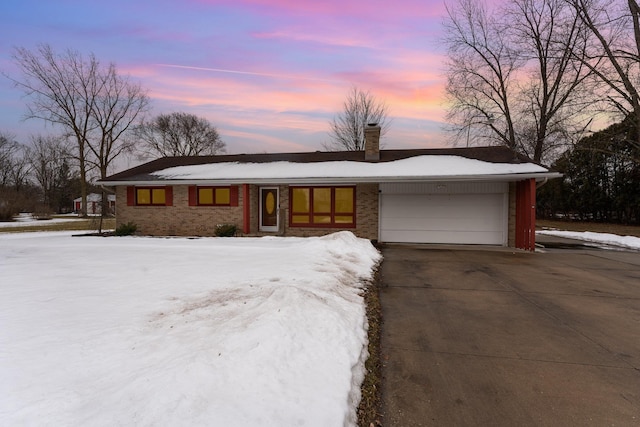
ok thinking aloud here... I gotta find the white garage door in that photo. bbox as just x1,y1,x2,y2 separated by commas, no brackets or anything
380,182,508,245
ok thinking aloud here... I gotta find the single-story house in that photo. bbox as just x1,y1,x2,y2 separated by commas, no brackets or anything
74,193,116,215
98,125,560,250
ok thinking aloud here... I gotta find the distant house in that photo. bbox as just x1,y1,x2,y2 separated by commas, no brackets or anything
74,193,116,215
98,125,560,250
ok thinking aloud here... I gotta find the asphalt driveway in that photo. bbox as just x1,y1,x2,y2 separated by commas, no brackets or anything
379,241,640,426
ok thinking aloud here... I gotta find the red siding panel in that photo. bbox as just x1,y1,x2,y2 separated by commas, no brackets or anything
165,186,173,206
243,184,250,234
515,179,536,251
230,185,239,207
188,186,197,206
127,186,135,206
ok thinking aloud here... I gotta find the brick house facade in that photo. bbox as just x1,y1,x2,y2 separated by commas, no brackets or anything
101,126,559,250
115,181,527,245
115,183,380,239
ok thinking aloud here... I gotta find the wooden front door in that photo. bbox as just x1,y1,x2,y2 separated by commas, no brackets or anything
260,187,279,232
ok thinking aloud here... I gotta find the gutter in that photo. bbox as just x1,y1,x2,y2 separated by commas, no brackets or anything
98,172,563,187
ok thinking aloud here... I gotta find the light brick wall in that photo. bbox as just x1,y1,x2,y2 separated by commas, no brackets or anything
116,185,244,236
116,183,380,240
272,183,379,240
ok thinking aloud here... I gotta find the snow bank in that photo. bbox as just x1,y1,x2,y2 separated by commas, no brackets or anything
0,231,381,426
537,229,640,250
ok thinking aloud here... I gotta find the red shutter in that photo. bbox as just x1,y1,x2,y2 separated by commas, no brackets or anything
243,184,250,234
165,186,173,206
230,185,239,207
515,179,536,251
127,186,135,206
188,186,197,206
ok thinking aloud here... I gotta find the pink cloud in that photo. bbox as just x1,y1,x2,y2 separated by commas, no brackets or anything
191,0,447,20
251,30,375,49
120,49,450,152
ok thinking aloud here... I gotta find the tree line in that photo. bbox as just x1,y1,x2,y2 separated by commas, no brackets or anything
538,117,640,224
1,132,80,220
1,45,226,219
444,0,640,166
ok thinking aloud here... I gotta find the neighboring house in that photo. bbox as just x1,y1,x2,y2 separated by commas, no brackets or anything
98,125,560,250
74,193,116,215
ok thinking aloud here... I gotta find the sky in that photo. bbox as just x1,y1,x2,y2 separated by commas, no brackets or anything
0,0,452,166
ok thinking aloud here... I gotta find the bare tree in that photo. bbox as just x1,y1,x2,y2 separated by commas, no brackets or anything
568,0,640,161
8,44,149,215
444,0,592,163
444,0,520,151
0,133,32,220
89,64,149,177
136,112,225,158
0,133,30,190
324,87,390,151
9,45,95,215
0,132,19,187
28,135,70,209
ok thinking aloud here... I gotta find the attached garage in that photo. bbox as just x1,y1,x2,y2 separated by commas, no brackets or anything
379,182,509,245
101,123,560,251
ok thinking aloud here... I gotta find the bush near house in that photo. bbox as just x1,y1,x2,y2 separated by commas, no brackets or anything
115,221,137,236
215,224,237,237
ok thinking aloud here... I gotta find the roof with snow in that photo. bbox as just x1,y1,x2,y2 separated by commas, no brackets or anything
99,146,560,185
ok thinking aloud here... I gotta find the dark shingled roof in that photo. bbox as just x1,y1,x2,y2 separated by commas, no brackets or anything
102,146,536,183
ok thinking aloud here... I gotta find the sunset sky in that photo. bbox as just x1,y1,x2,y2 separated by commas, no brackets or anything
0,0,452,166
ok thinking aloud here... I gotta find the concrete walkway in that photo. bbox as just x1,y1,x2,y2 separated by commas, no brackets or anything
379,243,640,426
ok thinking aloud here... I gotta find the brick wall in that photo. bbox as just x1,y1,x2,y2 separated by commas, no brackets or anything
116,185,244,236
116,183,380,240
273,183,379,240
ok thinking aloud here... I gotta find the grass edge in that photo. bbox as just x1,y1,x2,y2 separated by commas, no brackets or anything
357,263,383,427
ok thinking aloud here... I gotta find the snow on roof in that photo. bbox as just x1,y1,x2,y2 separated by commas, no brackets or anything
151,155,549,181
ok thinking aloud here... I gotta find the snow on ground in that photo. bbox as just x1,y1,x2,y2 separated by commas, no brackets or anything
0,231,381,426
537,229,640,250
0,214,84,228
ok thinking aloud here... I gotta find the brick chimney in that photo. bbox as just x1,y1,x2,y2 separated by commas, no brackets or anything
364,123,381,161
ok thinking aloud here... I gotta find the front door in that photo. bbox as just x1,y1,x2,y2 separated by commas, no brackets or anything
260,187,279,232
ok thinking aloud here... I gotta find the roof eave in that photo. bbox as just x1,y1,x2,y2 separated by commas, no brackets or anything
98,171,562,186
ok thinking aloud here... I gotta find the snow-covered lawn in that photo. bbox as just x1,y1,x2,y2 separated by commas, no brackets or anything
0,231,381,426
0,214,84,228
537,229,640,251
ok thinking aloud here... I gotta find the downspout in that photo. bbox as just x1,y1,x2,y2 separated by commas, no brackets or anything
536,177,548,189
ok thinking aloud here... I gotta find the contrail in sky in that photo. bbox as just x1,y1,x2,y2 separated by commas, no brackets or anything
156,63,343,83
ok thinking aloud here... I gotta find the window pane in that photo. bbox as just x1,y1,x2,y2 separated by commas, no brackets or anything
313,215,331,224
137,188,150,205
335,188,354,213
215,188,230,205
292,188,310,213
313,188,331,213
152,188,166,205
292,215,309,224
198,188,214,205
335,215,354,224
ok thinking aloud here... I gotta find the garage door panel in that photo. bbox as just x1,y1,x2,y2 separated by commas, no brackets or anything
381,216,502,232
382,194,502,217
380,191,507,245
383,230,503,245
